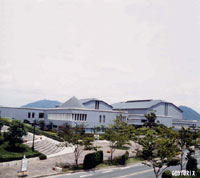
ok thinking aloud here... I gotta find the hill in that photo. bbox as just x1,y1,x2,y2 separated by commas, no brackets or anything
22,100,62,108
179,105,200,121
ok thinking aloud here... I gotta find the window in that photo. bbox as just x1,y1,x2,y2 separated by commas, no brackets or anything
28,112,31,118
32,112,35,118
99,115,102,123
165,103,168,116
39,113,44,118
103,115,105,123
85,114,87,121
95,101,99,109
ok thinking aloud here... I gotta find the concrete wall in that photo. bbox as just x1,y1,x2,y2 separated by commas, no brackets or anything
0,107,44,123
152,103,182,119
45,108,122,128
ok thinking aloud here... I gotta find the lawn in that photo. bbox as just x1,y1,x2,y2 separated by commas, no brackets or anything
0,141,41,162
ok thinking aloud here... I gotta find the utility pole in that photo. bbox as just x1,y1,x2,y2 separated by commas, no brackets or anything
32,120,36,151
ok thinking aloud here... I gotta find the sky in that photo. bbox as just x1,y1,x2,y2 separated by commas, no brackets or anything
0,0,200,112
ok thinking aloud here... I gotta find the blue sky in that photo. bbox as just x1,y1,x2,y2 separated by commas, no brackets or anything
0,0,200,112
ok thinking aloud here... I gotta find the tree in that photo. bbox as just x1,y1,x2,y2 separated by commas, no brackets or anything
103,118,134,162
6,120,27,146
112,118,133,148
39,120,45,130
103,127,118,162
177,127,195,171
144,112,158,128
135,127,180,178
186,154,197,174
0,121,3,136
58,124,95,167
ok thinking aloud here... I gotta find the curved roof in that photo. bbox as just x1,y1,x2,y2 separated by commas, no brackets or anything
79,98,113,108
112,99,182,112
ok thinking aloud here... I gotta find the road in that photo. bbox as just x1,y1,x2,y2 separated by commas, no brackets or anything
47,154,200,178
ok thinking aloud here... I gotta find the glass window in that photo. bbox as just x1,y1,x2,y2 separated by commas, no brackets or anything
103,115,105,123
28,112,31,118
32,112,35,118
99,115,102,123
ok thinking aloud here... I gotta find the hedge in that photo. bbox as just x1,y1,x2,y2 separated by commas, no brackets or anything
0,142,43,162
113,151,129,165
83,151,103,169
162,170,172,178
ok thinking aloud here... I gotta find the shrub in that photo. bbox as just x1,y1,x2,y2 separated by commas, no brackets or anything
186,156,197,173
0,136,4,145
197,168,200,177
23,119,30,124
39,154,47,160
83,151,103,169
161,170,172,178
112,151,129,165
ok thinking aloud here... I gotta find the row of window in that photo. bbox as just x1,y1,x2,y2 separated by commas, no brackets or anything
28,112,44,119
99,115,106,123
72,114,87,121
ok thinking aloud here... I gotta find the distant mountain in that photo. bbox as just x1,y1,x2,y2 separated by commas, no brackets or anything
179,105,200,121
22,100,62,108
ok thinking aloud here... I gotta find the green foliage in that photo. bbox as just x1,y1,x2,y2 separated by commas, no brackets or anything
83,151,103,169
162,170,172,178
6,120,27,146
23,119,30,124
144,112,158,128
136,126,179,178
0,135,4,145
112,151,129,165
0,121,3,135
58,123,95,166
0,118,12,126
0,142,41,162
39,120,45,130
178,127,195,171
39,153,47,160
186,156,197,174
103,118,134,162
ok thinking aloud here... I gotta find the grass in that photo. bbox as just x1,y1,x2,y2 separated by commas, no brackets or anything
114,146,130,150
0,141,42,162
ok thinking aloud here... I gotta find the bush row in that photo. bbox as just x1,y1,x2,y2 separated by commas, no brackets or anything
83,151,103,169
0,142,45,162
0,118,62,142
112,151,129,165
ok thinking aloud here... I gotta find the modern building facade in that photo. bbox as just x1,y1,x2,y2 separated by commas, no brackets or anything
0,96,199,129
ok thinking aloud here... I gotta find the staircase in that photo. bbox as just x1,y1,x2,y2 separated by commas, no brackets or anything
25,139,65,156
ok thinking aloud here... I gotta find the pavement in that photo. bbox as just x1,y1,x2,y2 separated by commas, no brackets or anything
46,153,200,178
0,140,138,178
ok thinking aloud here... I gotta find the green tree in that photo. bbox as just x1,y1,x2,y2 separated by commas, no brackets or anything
103,118,134,162
177,127,195,171
6,120,27,146
103,127,118,162
112,118,133,148
58,124,95,167
135,127,180,178
0,121,3,136
144,112,158,128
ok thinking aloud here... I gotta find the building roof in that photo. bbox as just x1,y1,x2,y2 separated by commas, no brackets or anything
112,100,164,110
79,98,99,105
59,96,84,108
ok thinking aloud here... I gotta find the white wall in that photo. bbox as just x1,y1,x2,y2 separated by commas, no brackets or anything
0,107,44,123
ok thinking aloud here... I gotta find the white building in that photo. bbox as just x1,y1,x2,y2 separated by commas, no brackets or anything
0,97,199,129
